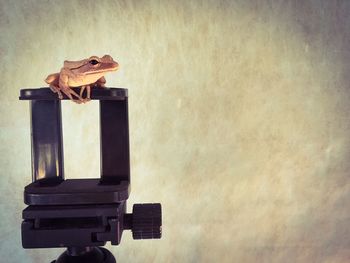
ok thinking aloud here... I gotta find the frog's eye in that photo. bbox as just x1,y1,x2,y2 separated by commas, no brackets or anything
89,59,99,65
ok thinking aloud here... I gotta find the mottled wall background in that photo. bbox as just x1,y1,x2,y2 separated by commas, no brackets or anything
0,0,349,262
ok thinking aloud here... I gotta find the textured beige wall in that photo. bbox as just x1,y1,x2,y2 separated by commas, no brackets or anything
1,0,350,262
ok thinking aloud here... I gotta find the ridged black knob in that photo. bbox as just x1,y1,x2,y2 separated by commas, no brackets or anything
132,203,162,240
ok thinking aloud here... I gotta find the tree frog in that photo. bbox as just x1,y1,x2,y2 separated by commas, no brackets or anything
45,55,119,103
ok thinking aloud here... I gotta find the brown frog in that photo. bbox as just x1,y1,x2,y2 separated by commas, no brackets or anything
45,55,119,103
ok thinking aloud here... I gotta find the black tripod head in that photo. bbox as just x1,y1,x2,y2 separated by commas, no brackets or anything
19,88,162,263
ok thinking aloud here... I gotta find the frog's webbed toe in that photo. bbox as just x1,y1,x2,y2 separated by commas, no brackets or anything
57,91,63,100
49,84,63,99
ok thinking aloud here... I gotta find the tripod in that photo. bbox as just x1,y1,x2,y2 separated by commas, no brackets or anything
20,87,162,263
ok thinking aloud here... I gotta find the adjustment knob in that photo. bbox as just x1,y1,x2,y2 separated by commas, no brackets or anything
132,203,162,240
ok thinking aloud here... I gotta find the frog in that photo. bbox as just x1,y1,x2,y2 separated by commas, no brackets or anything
45,55,119,103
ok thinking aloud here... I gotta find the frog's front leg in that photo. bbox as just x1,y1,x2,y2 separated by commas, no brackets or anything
59,69,84,103
95,76,106,88
80,85,91,102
